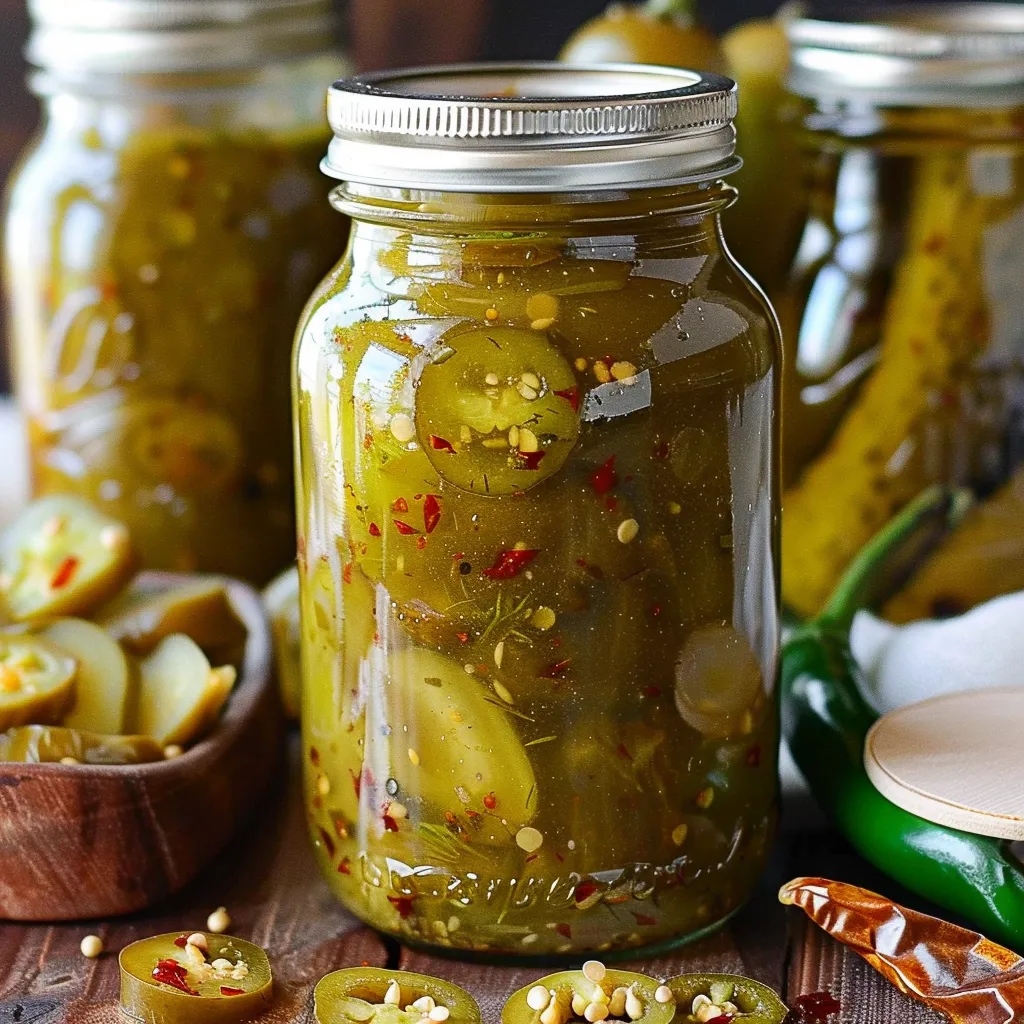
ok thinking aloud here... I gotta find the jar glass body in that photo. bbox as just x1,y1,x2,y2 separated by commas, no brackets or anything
4,53,348,583
779,102,1024,619
294,182,781,957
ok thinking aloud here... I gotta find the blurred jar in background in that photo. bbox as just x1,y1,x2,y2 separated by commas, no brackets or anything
779,5,1024,620
4,0,349,583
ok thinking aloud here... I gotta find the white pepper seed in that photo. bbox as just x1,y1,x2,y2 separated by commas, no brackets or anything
582,960,607,984
625,987,644,1020
517,382,539,401
527,986,552,1011
516,826,544,852
584,1003,609,1022
485,372,500,386
186,932,208,951
429,1008,450,1022
531,606,556,630
608,989,628,1017
617,518,640,544
654,986,674,1004
384,980,402,1006
412,997,436,1013
521,371,541,391
59,756,79,765
518,427,539,453
207,906,231,933
80,935,103,959
572,993,589,1017
390,414,416,444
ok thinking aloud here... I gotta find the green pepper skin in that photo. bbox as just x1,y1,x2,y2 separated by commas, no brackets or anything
782,488,1024,950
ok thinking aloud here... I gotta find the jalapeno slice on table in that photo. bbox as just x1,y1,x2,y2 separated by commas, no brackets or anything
119,931,271,1024
0,495,134,622
415,325,580,495
0,725,164,765
314,968,482,1024
503,964,676,1024
0,634,77,731
667,974,787,1024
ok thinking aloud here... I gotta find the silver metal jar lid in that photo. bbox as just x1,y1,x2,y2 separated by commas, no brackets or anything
27,0,339,75
324,63,740,193
788,3,1024,106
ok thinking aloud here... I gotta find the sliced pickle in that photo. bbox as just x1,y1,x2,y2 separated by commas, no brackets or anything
0,634,77,730
502,965,675,1024
119,931,272,1024
315,968,482,1024
263,567,301,719
0,725,163,765
415,325,580,494
98,577,246,656
135,634,236,747
39,618,131,734
0,495,134,622
667,974,787,1024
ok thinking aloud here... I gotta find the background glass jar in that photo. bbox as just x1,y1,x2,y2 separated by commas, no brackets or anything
779,4,1024,619
295,65,781,958
4,0,349,583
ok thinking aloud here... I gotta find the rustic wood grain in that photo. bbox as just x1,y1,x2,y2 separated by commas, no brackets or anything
0,574,285,922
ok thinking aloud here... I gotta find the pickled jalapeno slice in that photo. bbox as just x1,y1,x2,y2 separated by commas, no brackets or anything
0,635,77,731
119,931,271,1024
415,326,580,495
0,725,164,765
503,964,675,1024
666,974,786,1024
314,968,482,1024
0,496,134,622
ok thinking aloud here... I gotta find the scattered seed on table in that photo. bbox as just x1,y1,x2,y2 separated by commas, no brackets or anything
80,935,103,959
207,907,231,934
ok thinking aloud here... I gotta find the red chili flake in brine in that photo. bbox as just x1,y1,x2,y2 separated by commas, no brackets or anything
392,497,409,513
746,745,762,767
429,435,456,453
706,1016,733,1024
416,536,428,550
554,386,580,412
456,632,470,644
516,450,547,471
791,992,841,1022
50,556,79,590
337,857,352,875
309,746,321,767
383,814,399,833
368,522,381,537
590,456,617,495
423,495,442,534
393,520,419,536
172,935,188,949
482,548,539,579
153,959,197,995
342,562,353,585
349,768,362,799
573,879,600,906
541,658,571,679
554,923,572,939
221,987,246,997
318,826,336,858
632,912,657,926
483,792,497,809
645,685,662,698
616,743,633,762
387,895,415,919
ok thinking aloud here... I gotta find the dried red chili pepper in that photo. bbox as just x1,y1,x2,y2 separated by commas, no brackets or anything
393,520,419,536
423,494,442,534
387,895,415,919
781,877,1024,1023
173,935,188,949
590,455,618,495
554,386,580,412
152,959,197,995
482,548,539,579
429,435,455,453
368,522,381,537
220,987,245,997
50,555,79,590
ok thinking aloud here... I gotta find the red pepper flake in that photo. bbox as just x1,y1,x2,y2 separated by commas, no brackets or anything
392,497,409,513
153,959,197,996
220,987,245,997
922,234,946,254
466,809,482,820
393,520,419,536
337,857,352,875
456,632,470,644
423,495,442,534
616,743,633,762
791,992,841,1022
387,895,415,919
573,879,600,906
515,450,547,471
350,769,362,799
645,685,662,698
318,826,336,858
173,935,188,949
368,522,381,537
575,557,605,580
541,658,571,679
604,496,618,513
483,792,497,810
590,456,617,495
554,923,572,939
653,439,670,459
746,745,762,767
416,536,428,550
525,853,539,864
652,604,662,617
383,814,399,833
555,851,564,862
632,912,657,926
554,386,580,412
444,811,458,825
310,746,321,766
429,435,455,453
50,556,79,591
482,548,540,579
342,562,353,585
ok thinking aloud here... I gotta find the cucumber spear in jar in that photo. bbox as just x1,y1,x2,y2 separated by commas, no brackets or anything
314,968,482,1024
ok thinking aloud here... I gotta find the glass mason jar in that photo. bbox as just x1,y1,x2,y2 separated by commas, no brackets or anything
779,5,1024,619
295,65,781,958
4,0,349,583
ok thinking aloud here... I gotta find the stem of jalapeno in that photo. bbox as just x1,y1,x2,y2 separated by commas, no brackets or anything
782,486,1024,950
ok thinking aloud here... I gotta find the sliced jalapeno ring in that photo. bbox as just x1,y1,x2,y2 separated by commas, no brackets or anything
666,973,787,1024
314,968,482,1024
0,634,77,731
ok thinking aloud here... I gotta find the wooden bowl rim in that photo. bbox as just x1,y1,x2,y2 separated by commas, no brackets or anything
0,570,274,780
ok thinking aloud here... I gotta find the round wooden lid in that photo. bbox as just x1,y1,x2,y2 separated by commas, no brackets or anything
864,686,1024,840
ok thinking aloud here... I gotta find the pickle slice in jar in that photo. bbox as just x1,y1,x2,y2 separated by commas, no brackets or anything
0,725,163,765
314,968,482,1024
0,635,77,731
119,931,272,1024
415,326,580,495
666,974,786,1024
502,965,675,1024
263,567,301,719
37,618,131,734
98,578,246,656
134,634,236,747
0,496,134,622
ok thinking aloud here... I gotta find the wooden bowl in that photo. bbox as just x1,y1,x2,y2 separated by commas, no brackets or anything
0,572,285,921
